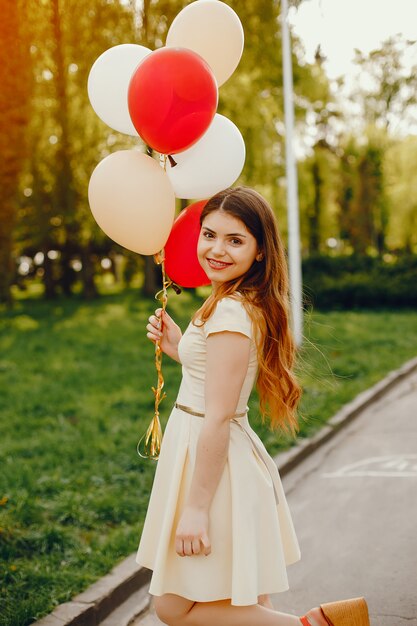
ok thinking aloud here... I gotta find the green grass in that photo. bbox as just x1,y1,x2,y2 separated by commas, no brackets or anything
1,289,417,625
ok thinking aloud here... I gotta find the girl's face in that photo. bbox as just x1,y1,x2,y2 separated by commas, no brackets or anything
197,210,260,289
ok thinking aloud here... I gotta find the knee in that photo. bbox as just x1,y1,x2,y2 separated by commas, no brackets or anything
153,595,195,626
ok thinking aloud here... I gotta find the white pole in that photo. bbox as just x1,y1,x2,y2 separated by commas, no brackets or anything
281,0,303,347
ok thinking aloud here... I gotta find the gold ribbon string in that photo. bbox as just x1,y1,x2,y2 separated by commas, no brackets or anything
137,155,181,460
136,251,181,460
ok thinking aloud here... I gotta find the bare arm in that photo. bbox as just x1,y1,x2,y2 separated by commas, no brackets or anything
187,330,251,509
174,330,251,557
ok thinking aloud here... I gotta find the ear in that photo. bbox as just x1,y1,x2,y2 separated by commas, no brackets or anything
256,251,264,262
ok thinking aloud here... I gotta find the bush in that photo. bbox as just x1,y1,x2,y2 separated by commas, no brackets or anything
302,254,417,309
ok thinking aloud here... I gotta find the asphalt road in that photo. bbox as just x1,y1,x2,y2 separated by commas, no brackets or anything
274,368,417,625
133,368,417,626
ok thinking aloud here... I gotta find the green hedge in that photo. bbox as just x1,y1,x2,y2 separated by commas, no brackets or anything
302,254,417,309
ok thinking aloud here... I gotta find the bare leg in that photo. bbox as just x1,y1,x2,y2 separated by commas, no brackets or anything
258,593,274,609
184,599,302,626
256,597,328,626
302,608,329,626
155,594,301,626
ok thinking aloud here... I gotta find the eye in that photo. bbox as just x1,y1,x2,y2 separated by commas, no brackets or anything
230,238,242,245
203,230,214,239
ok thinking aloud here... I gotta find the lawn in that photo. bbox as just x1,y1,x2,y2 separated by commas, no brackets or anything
1,288,417,625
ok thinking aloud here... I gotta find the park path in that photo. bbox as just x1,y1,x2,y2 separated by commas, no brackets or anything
131,368,417,626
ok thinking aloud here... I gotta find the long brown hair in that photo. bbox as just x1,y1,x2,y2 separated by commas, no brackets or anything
192,186,302,437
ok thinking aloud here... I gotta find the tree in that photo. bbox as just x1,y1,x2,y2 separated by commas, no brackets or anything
336,134,387,256
337,139,358,252
355,139,387,255
352,35,417,133
0,0,32,304
333,35,417,256
385,136,417,253
17,0,139,298
290,46,341,255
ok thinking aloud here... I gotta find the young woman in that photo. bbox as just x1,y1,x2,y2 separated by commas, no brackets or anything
136,187,370,626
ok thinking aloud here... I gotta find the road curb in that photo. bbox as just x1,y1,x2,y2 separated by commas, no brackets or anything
33,555,152,626
33,355,417,626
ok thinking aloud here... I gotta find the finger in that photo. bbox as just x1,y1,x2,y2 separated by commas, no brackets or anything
154,309,163,327
175,538,185,557
148,315,161,330
147,321,163,339
183,539,193,557
201,533,211,556
191,538,201,555
146,321,162,335
146,328,162,343
161,309,173,325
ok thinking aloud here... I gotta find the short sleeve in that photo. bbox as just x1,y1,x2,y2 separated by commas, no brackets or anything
203,297,252,339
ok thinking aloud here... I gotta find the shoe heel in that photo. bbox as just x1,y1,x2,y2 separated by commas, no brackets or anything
320,596,370,626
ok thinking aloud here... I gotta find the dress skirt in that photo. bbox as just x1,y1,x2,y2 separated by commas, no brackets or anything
135,404,301,606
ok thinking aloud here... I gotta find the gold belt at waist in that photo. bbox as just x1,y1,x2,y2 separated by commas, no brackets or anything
174,402,247,419
173,402,279,505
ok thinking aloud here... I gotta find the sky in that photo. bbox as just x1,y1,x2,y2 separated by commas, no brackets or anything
288,0,417,79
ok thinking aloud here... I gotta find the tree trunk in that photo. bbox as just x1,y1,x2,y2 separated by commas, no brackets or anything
309,157,322,254
0,230,14,306
81,244,97,299
354,152,379,255
60,246,76,296
51,0,78,296
43,252,57,299
143,255,162,297
0,0,31,304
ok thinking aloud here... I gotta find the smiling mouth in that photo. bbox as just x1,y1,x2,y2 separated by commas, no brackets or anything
206,258,233,269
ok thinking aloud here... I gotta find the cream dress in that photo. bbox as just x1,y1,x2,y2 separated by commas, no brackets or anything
136,295,301,606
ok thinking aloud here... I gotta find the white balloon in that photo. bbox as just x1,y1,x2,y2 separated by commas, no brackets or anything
88,44,151,135
88,150,175,255
166,114,246,200
166,0,244,87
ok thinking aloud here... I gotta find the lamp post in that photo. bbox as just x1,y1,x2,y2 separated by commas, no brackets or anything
281,0,303,347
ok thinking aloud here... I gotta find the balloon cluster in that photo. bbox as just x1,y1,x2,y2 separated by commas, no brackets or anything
87,0,245,289
87,1,245,460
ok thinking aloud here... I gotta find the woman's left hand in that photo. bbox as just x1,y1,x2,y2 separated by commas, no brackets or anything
175,505,211,557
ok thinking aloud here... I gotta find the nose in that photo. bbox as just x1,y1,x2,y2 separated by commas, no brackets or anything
210,238,226,257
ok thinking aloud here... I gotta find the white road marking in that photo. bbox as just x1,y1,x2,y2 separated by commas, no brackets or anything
321,454,417,478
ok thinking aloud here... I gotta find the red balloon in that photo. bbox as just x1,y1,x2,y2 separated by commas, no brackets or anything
128,47,218,155
164,201,211,288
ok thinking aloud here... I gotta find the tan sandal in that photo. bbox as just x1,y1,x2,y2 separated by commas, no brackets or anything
300,596,370,626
